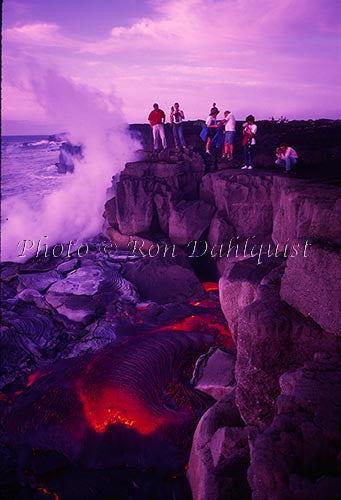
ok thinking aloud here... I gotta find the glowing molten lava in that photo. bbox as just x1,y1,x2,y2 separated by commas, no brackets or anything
190,298,218,308
154,313,226,335
79,385,167,435
152,313,234,348
202,282,219,292
27,368,47,387
37,486,59,499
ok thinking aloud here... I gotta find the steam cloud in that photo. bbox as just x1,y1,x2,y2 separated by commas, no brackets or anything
2,68,139,261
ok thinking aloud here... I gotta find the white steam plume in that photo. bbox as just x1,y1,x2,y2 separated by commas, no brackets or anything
2,68,139,262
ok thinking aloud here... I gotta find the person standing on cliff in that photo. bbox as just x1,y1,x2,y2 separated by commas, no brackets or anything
148,103,167,151
241,115,257,169
275,143,298,172
222,110,236,160
205,104,220,154
170,102,186,150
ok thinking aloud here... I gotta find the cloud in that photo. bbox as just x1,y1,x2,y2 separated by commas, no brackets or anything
4,22,80,49
3,0,341,124
77,0,341,56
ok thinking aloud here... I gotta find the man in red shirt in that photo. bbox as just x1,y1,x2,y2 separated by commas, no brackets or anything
148,103,167,151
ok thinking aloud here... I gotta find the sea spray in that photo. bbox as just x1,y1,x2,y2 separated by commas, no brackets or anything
1,68,140,261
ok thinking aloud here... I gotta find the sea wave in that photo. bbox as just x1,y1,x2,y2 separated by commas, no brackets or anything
23,139,49,147
23,140,64,149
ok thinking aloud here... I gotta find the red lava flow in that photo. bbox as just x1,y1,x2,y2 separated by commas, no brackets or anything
78,385,169,436
26,368,48,387
5,281,232,438
190,298,219,308
37,486,59,499
202,282,219,292
151,314,234,348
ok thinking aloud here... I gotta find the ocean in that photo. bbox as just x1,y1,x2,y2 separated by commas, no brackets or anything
1,135,66,205
1,133,125,262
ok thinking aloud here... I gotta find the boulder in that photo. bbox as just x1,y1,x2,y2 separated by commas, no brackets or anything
106,227,155,252
208,213,236,249
103,197,118,228
154,188,172,234
116,171,153,235
187,391,250,500
217,159,240,171
191,347,236,400
122,257,205,304
209,426,248,468
280,244,341,335
235,270,338,427
168,200,215,246
200,174,215,205
109,159,207,237
201,171,273,239
272,178,341,246
219,257,284,340
248,354,341,500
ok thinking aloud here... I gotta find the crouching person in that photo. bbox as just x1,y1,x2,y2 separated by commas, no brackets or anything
275,143,298,172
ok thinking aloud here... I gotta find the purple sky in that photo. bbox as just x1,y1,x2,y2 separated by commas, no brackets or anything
3,0,341,134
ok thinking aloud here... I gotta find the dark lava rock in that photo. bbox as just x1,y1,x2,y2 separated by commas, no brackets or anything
65,318,119,358
219,257,285,340
0,304,78,388
187,391,250,500
280,243,341,335
45,265,139,323
56,258,80,274
122,257,205,304
248,354,341,500
17,270,60,293
130,120,341,179
235,268,338,427
168,200,216,246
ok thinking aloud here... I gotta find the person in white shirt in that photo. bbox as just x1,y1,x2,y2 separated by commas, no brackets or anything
205,104,220,154
241,115,257,170
170,102,186,149
275,143,298,172
222,110,236,160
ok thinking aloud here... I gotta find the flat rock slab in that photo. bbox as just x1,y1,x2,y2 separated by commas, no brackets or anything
48,266,107,296
191,347,236,400
56,259,79,275
44,265,139,323
18,270,60,293
44,292,98,324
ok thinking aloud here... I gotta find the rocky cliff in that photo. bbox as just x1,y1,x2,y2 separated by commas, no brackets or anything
104,141,341,499
1,120,340,499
